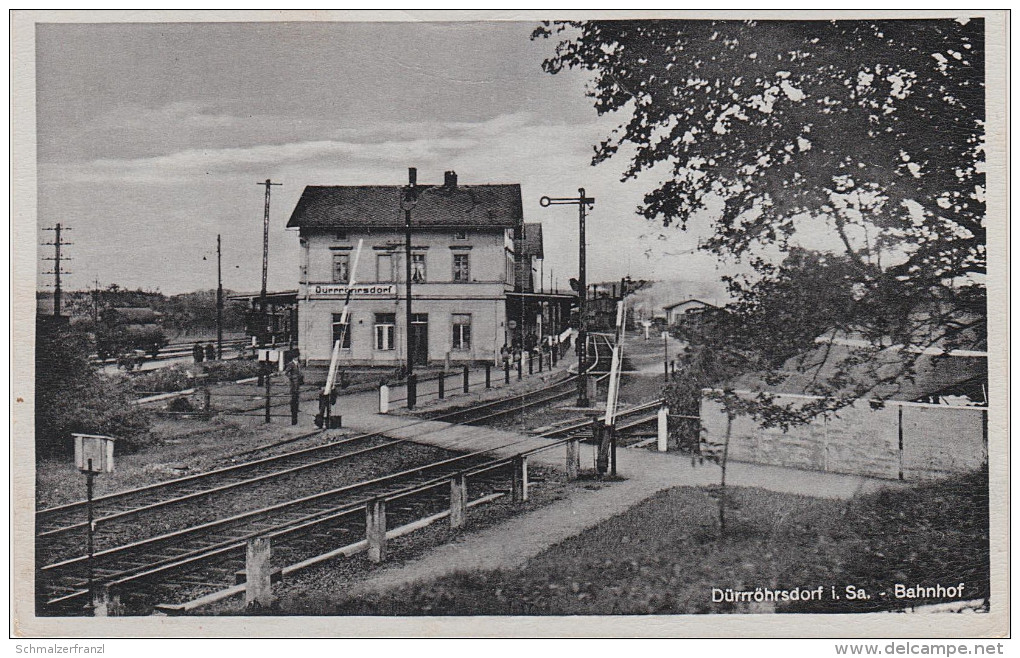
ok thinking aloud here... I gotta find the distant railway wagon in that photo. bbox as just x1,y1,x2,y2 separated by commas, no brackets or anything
95,307,168,360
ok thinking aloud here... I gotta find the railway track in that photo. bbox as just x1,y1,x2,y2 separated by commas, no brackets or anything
92,338,250,367
427,374,581,425
37,351,662,615
42,373,587,542
38,447,506,615
35,431,394,539
36,375,602,611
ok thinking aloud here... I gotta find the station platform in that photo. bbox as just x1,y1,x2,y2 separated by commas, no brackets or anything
349,415,567,467
302,362,579,469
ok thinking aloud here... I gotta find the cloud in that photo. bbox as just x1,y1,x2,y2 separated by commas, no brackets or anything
38,107,722,293
42,110,560,185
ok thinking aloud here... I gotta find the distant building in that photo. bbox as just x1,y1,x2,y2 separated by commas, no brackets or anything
286,171,572,366
663,298,715,326
228,290,300,348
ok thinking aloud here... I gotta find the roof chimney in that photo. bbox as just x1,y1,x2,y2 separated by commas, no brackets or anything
444,170,458,187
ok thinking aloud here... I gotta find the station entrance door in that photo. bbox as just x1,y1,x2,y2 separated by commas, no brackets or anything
410,313,429,367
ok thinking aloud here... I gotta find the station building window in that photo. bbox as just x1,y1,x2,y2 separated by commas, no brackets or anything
505,253,515,287
332,254,350,283
453,253,470,282
411,253,427,283
331,313,352,349
452,314,471,350
377,254,393,282
375,313,396,351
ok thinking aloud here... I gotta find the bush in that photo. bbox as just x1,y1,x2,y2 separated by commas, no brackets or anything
130,359,260,394
35,318,152,456
131,366,194,393
202,358,260,383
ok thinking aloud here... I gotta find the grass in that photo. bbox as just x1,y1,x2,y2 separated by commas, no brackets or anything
35,418,343,508
292,468,988,615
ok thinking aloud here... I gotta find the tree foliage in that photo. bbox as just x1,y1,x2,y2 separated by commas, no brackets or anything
35,318,150,456
535,18,986,418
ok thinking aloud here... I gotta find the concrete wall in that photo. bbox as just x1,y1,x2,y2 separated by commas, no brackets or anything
700,392,986,481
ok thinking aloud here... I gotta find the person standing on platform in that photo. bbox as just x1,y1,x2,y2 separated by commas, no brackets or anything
193,341,205,364
285,354,304,426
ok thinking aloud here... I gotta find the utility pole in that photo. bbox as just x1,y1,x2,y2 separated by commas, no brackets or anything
216,234,224,360
400,167,418,375
256,179,282,347
92,276,100,326
42,223,72,318
540,189,595,407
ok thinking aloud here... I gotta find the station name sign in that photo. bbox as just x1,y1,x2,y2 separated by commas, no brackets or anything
310,283,397,298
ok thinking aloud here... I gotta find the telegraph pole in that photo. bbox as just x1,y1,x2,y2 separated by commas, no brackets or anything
256,179,282,346
540,189,595,407
92,276,100,326
42,223,72,318
216,233,224,360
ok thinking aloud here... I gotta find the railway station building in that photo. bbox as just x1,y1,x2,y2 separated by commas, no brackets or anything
286,171,574,367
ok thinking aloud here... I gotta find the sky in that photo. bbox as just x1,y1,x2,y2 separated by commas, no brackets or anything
35,20,730,296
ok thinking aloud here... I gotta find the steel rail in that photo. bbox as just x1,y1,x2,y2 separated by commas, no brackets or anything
36,435,408,539
41,451,512,608
43,399,665,610
38,375,588,537
39,447,495,576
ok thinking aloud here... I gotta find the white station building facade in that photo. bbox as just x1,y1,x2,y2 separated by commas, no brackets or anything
289,171,561,367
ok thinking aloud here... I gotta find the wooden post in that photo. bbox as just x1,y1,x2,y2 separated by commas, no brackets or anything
521,456,529,501
245,536,273,609
449,474,467,529
264,369,272,424
594,418,609,474
504,360,511,384
366,498,387,563
528,351,534,375
511,455,529,503
406,373,417,410
463,364,470,393
92,583,120,617
657,405,669,452
485,362,491,388
379,384,390,414
203,381,212,415
438,372,445,399
610,425,617,476
566,438,580,479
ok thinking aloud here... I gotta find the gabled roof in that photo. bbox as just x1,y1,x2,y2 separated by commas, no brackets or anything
663,298,714,311
287,184,523,230
519,223,544,259
730,343,987,403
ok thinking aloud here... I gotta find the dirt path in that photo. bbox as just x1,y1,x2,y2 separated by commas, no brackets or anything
302,445,904,602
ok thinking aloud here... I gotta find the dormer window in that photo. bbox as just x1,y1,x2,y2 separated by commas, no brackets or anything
454,230,468,240
335,231,348,241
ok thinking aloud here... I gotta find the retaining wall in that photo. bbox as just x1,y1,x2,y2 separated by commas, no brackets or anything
700,392,986,481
